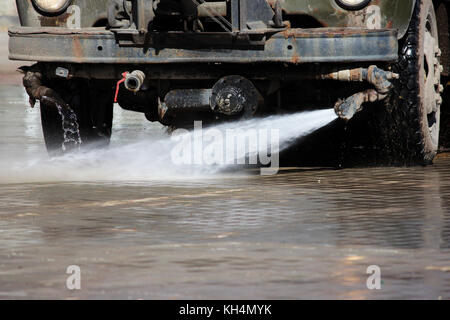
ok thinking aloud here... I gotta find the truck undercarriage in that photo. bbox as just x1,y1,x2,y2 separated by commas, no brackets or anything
8,0,450,165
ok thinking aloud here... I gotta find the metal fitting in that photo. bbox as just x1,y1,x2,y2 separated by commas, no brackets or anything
324,65,399,121
124,70,146,92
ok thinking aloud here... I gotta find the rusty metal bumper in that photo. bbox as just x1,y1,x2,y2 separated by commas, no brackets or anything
8,27,398,64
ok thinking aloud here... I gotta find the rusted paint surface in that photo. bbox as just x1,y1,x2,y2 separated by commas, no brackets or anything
279,0,416,39
280,27,386,38
38,12,71,27
72,37,84,61
10,1,410,66
15,0,416,39
16,0,109,28
8,26,112,35
9,26,398,65
290,53,300,64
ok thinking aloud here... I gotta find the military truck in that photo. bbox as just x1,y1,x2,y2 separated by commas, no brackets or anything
8,0,450,164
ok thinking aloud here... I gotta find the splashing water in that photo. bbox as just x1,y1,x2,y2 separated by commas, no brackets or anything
0,109,337,183
41,96,82,151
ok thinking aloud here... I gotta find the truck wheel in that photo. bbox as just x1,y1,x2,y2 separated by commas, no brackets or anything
40,79,114,156
382,0,442,165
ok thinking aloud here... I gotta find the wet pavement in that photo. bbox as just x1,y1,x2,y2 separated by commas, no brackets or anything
1,84,450,299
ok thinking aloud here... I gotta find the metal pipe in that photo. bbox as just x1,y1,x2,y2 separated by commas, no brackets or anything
322,65,399,121
334,89,383,121
124,70,146,92
159,89,212,122
322,65,399,93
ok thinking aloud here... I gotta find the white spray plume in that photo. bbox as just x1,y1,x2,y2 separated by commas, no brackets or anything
0,109,336,183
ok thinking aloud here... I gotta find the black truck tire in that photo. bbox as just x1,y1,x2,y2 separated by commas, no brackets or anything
380,0,443,165
40,79,114,156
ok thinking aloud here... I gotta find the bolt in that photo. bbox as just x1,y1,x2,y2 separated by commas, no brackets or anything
55,67,69,78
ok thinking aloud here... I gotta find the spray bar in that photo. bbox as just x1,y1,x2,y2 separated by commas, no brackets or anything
321,66,399,121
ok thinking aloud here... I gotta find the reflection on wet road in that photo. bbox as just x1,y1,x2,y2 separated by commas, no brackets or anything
1,85,450,299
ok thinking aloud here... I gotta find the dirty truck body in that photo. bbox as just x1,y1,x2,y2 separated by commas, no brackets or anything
8,0,450,164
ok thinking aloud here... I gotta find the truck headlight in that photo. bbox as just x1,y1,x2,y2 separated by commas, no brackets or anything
336,0,371,10
32,0,72,14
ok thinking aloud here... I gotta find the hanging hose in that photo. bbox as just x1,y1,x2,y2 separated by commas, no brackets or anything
21,66,82,151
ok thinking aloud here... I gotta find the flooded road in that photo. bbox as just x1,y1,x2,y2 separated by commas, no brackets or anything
1,84,450,299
